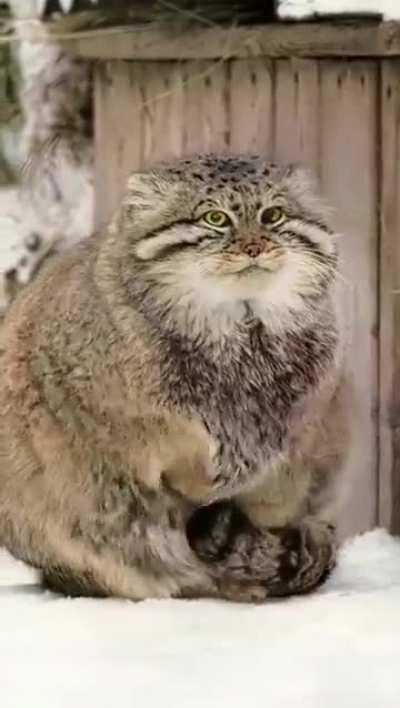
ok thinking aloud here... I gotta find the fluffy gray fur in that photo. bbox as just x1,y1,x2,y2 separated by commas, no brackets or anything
0,155,350,602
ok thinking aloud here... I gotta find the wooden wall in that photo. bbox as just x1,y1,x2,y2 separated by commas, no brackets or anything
91,54,400,537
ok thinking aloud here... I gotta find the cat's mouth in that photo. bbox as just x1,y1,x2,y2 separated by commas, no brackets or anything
236,260,283,276
212,252,286,279
240,263,267,272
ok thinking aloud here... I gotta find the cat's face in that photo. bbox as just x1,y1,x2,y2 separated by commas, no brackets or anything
121,156,338,310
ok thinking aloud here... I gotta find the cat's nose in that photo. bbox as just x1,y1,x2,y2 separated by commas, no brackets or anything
242,241,265,258
238,233,274,258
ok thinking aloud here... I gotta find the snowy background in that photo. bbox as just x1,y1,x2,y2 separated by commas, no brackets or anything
1,529,400,708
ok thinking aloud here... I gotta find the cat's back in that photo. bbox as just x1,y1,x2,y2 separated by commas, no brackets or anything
0,244,91,450
1,243,91,387
0,236,163,454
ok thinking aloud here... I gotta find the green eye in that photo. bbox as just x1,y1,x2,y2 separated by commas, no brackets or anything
202,210,231,229
260,207,285,226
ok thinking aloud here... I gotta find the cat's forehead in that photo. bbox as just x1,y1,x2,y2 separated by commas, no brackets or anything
161,155,282,185
153,156,295,214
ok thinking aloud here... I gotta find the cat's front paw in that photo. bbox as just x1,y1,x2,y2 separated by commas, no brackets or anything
267,519,336,597
187,504,336,600
186,501,284,584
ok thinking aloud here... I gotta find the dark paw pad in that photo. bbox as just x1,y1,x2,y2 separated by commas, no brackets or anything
277,527,304,583
186,502,251,563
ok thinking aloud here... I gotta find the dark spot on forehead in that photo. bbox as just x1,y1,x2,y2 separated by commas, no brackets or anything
220,164,237,174
172,156,278,189
231,203,241,212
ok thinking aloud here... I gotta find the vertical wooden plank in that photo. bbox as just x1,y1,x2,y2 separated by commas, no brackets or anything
274,58,321,172
379,60,400,533
229,58,274,155
181,61,207,155
319,61,379,537
95,61,187,225
183,60,230,155
139,62,185,167
94,61,143,229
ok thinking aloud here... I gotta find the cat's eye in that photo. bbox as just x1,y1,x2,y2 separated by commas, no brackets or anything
201,210,232,229
260,207,285,226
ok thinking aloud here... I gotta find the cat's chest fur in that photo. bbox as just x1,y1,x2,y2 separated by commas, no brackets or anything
159,318,335,477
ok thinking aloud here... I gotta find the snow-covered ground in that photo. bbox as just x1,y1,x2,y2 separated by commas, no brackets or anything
1,529,400,708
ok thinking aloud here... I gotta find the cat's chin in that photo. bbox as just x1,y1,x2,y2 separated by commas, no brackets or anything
196,269,308,318
235,264,275,277
216,268,280,298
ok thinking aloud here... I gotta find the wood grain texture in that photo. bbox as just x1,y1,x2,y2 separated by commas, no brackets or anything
95,61,187,227
274,58,320,170
319,61,379,536
94,61,143,229
68,22,400,60
229,58,274,155
379,61,400,533
140,62,185,166
183,61,230,155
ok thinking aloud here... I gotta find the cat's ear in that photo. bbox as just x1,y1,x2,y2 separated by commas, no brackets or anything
124,170,180,206
116,170,182,236
284,165,334,225
285,164,319,197
118,172,161,227
124,172,161,205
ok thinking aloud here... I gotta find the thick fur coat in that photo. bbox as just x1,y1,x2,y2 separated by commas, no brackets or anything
0,155,350,602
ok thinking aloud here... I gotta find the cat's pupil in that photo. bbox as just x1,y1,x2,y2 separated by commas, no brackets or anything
261,207,282,224
211,212,222,223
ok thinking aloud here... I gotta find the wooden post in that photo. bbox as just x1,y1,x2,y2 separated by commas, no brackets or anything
379,60,400,533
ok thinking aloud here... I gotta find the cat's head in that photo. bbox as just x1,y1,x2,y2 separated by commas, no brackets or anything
116,155,338,313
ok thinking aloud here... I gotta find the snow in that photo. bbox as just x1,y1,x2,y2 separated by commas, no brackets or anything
1,529,400,708
277,0,400,20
